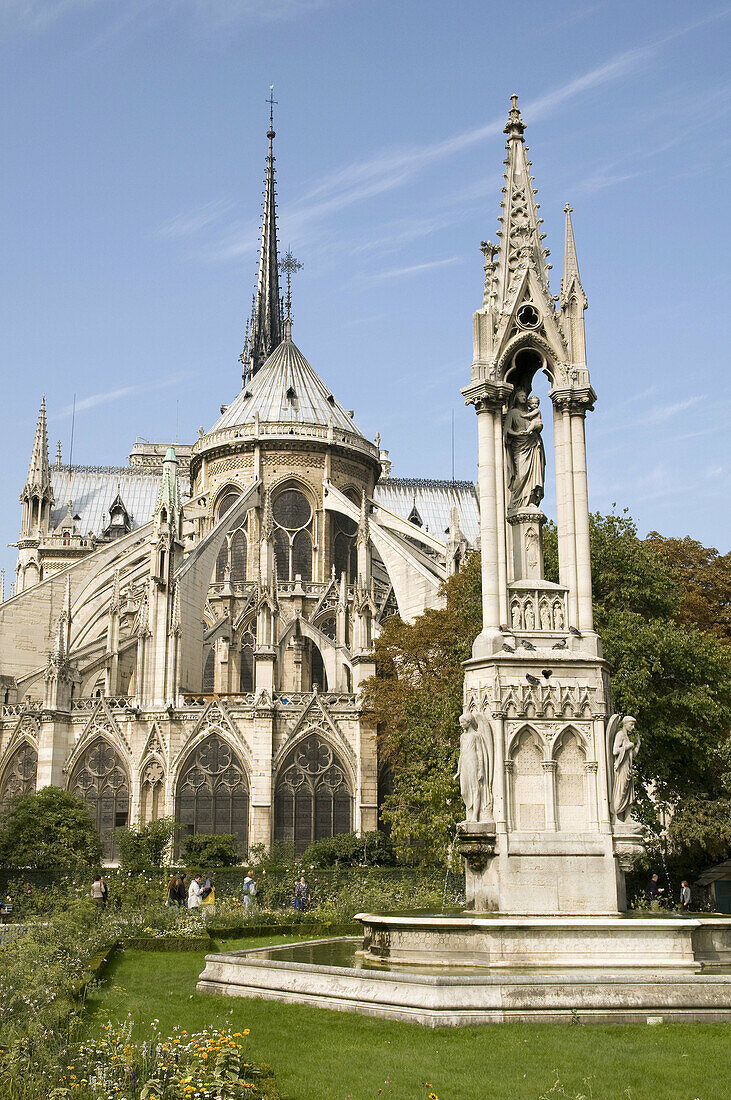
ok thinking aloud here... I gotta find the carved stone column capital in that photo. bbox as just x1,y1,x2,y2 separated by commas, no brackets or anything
550,386,596,415
461,380,512,414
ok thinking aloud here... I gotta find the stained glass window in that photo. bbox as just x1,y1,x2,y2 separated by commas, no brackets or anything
0,741,37,806
274,734,351,853
70,739,129,860
272,487,313,582
175,735,249,852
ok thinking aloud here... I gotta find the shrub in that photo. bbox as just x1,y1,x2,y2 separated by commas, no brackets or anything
115,817,178,873
302,831,396,867
182,832,239,867
0,787,101,869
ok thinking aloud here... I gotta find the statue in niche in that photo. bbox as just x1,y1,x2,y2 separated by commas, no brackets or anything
504,390,546,510
525,525,539,570
456,710,494,824
606,715,641,821
540,602,551,631
524,603,535,630
511,603,521,630
553,602,564,630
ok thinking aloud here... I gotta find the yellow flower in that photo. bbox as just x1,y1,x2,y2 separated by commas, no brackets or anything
243,1028,250,1035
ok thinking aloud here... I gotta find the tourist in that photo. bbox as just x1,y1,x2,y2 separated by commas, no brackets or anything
167,872,182,908
241,872,257,913
681,880,692,912
648,873,665,910
188,873,204,909
293,875,311,913
201,873,216,908
90,875,106,912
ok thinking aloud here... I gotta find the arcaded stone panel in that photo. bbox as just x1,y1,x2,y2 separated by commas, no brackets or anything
207,456,255,478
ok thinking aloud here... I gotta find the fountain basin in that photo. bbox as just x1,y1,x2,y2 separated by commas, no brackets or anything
357,911,731,970
197,933,731,1026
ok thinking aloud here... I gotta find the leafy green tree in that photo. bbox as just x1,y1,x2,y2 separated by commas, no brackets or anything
182,832,239,867
115,818,178,873
0,787,102,868
646,533,731,643
363,554,481,866
302,831,395,867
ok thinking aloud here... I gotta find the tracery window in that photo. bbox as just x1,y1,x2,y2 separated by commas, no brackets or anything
274,733,351,853
332,512,357,583
215,543,228,582
0,741,38,806
217,490,240,520
230,529,247,581
69,739,129,860
272,488,313,582
175,735,249,851
239,623,256,693
140,760,164,823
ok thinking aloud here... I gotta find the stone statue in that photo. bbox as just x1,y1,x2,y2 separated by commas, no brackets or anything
607,715,641,820
504,391,546,510
540,602,551,631
455,710,494,824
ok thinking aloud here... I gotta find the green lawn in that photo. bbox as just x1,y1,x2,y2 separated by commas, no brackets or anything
83,938,731,1100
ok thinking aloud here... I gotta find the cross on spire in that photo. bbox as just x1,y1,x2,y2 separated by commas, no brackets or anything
279,248,303,324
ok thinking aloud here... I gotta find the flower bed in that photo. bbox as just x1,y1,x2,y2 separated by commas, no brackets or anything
0,1020,278,1099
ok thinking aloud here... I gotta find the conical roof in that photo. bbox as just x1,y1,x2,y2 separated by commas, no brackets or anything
210,331,363,437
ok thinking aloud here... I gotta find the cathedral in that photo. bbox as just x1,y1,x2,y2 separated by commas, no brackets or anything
0,96,588,863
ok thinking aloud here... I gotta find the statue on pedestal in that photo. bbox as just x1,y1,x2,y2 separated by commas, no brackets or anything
606,714,641,821
504,391,546,510
456,710,494,824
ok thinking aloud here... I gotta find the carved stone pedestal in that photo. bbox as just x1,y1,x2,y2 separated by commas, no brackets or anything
456,821,497,911
507,505,546,582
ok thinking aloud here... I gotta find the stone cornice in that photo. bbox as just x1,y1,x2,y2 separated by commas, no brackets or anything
550,386,596,414
461,379,513,413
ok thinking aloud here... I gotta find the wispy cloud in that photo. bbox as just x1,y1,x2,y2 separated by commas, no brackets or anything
367,256,459,282
0,0,106,34
51,372,190,419
156,200,233,240
644,394,705,426
186,0,337,25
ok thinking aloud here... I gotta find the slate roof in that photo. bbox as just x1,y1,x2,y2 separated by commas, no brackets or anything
49,466,191,536
373,478,479,545
209,334,362,437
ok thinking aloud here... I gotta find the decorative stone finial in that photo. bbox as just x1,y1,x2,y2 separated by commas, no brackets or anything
504,94,525,140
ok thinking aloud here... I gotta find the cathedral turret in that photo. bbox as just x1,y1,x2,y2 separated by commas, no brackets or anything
560,203,588,367
17,396,54,592
242,92,283,384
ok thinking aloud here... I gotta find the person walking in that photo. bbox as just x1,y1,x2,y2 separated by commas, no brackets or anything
648,873,665,910
188,873,204,909
201,873,216,908
293,875,311,913
681,880,692,912
242,872,257,914
90,875,106,912
167,872,181,908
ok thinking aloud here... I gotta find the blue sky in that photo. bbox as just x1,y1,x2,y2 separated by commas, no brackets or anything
1,0,730,589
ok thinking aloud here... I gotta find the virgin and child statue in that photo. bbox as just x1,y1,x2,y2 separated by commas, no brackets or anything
504,389,546,511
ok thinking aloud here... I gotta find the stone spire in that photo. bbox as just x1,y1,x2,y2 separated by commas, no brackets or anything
155,447,181,538
23,395,52,503
493,95,551,309
243,92,283,384
560,203,588,366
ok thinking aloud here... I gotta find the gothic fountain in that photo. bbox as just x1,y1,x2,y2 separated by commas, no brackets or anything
197,96,731,1024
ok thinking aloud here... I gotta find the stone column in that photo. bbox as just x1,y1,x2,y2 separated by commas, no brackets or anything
492,413,509,617
36,712,73,789
492,714,506,833
585,760,599,830
553,398,579,628
542,760,558,831
570,404,595,633
503,759,515,831
249,703,275,849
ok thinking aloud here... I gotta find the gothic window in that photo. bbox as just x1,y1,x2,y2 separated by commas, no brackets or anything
332,512,357,583
319,617,336,641
175,735,249,852
215,542,228,582
0,741,38,806
272,488,313,582
309,642,327,692
230,530,247,581
140,760,164,824
202,649,215,693
274,734,352,853
217,490,240,520
239,623,256,693
69,739,129,860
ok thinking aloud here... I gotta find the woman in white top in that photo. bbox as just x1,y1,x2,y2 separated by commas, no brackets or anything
187,874,204,908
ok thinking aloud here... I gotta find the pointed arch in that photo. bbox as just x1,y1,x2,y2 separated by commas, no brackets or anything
0,739,38,806
139,755,165,824
510,725,545,832
174,733,249,852
68,738,130,859
553,726,588,832
274,731,353,854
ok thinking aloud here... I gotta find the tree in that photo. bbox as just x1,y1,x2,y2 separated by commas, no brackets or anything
0,787,102,868
116,818,178,873
645,533,731,643
363,554,481,866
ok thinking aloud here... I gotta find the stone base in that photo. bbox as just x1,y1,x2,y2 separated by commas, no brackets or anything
358,912,731,970
197,929,731,1027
